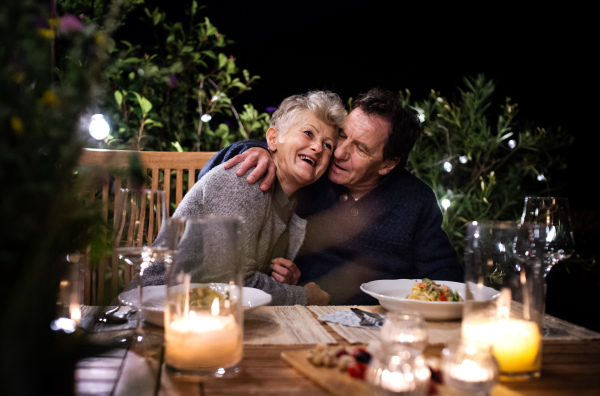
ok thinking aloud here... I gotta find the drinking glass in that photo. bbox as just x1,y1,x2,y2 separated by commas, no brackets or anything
520,196,575,277
113,188,169,349
164,216,244,379
462,221,546,381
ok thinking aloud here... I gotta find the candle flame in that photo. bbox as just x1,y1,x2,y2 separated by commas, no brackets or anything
211,297,220,315
497,288,511,320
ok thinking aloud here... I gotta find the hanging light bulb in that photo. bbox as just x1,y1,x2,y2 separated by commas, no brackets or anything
88,114,110,140
459,155,468,164
211,95,219,102
443,162,453,173
201,114,212,122
537,174,546,182
508,139,517,149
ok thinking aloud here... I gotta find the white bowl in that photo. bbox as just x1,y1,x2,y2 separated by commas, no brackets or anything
119,284,272,327
360,279,499,320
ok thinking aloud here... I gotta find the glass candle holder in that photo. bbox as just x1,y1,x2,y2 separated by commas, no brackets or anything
379,312,428,354
366,348,431,396
441,340,498,396
164,216,244,379
462,221,546,381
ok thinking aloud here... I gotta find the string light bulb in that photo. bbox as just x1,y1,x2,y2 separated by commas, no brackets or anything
201,114,212,122
441,199,451,210
88,114,110,140
443,162,453,173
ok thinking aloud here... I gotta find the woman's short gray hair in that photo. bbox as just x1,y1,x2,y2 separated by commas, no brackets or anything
270,90,346,137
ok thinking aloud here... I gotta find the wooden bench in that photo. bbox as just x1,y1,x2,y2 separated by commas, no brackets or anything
76,148,216,305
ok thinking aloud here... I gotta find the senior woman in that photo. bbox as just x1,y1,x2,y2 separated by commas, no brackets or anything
144,90,346,305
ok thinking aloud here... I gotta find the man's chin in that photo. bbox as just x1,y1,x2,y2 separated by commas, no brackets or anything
327,168,347,185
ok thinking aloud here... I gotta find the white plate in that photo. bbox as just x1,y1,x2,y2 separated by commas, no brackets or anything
118,284,272,327
360,279,499,320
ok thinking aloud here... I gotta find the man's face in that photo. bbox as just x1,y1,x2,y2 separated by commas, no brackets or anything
327,108,397,197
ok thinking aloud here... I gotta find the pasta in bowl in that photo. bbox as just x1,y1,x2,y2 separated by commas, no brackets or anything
360,279,498,320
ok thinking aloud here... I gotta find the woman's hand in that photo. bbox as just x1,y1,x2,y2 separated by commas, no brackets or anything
270,258,301,285
303,282,330,305
223,147,276,191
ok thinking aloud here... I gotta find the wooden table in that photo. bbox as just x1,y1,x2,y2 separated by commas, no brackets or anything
75,306,600,396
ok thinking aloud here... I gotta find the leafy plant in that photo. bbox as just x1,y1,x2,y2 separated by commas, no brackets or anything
1,0,116,394
68,0,270,151
404,75,574,262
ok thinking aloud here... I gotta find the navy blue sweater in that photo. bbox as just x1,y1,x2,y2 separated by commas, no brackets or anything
199,140,463,305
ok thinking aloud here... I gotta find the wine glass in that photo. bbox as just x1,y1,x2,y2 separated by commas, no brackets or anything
520,196,575,277
113,188,169,350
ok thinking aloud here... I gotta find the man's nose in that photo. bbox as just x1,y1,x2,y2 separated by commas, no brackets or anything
334,140,348,160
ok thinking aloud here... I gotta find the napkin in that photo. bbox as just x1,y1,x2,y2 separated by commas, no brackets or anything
318,310,383,329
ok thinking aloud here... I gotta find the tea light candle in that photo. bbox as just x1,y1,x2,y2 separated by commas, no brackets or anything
165,311,243,370
462,317,541,373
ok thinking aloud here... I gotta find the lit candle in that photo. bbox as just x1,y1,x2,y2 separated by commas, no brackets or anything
462,317,541,373
165,310,243,370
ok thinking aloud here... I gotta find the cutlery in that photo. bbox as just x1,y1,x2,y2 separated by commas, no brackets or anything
98,306,129,324
351,308,384,327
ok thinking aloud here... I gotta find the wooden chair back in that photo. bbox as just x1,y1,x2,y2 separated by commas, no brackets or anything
76,148,216,305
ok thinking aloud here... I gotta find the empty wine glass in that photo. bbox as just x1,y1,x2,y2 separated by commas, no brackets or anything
520,196,575,277
113,188,169,350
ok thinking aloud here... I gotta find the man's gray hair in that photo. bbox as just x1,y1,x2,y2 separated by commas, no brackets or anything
270,90,346,137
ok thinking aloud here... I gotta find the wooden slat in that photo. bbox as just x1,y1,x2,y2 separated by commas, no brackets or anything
175,169,183,207
77,149,216,304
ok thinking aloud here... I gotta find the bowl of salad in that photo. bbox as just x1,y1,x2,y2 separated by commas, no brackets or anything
360,278,499,320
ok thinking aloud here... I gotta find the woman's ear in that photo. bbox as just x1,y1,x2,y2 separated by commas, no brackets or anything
266,127,279,152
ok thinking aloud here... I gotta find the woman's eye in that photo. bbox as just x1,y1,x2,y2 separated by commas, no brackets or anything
303,130,312,137
323,142,332,150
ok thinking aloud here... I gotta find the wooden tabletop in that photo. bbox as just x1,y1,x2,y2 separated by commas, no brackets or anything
75,306,600,396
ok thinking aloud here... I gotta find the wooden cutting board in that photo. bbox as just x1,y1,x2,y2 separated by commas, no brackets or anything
281,349,370,396
281,348,522,396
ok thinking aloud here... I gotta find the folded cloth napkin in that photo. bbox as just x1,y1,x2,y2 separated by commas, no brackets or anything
318,310,383,329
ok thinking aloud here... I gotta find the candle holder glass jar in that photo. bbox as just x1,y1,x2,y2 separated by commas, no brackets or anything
463,221,546,381
441,340,498,396
165,216,244,379
379,312,427,354
366,348,431,396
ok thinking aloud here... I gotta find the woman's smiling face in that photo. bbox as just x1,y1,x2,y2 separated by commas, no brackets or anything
267,111,338,196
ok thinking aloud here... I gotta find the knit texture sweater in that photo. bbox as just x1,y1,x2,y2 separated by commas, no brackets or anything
144,163,309,305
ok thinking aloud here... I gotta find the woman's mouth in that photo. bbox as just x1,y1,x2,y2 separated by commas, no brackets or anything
299,155,316,166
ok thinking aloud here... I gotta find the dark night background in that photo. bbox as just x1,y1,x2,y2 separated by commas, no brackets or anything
151,1,598,330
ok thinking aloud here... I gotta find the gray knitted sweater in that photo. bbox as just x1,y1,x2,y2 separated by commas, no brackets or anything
143,163,309,305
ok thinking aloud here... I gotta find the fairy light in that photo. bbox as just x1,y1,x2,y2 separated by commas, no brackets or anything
459,155,468,164
537,174,546,182
508,139,517,149
88,114,110,140
443,162,453,173
201,114,212,122
441,199,451,210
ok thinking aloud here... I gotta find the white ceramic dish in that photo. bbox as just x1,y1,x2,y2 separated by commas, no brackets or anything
118,284,272,327
360,279,499,320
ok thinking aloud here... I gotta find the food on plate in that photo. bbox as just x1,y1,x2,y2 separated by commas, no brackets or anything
406,278,463,302
173,285,226,308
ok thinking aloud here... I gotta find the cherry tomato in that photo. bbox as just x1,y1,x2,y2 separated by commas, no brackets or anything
439,293,447,301
347,362,367,379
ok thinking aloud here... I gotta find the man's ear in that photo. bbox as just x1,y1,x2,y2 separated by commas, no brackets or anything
378,157,401,176
266,127,279,152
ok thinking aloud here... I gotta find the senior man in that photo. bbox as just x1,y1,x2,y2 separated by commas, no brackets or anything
199,88,463,304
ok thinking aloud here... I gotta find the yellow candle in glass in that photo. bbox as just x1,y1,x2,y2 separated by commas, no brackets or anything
463,317,541,373
165,311,243,370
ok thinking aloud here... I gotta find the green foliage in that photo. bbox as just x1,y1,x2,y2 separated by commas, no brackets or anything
69,0,270,151
404,75,574,262
1,0,115,393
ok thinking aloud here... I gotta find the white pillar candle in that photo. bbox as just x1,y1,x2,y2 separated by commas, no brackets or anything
165,311,243,370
